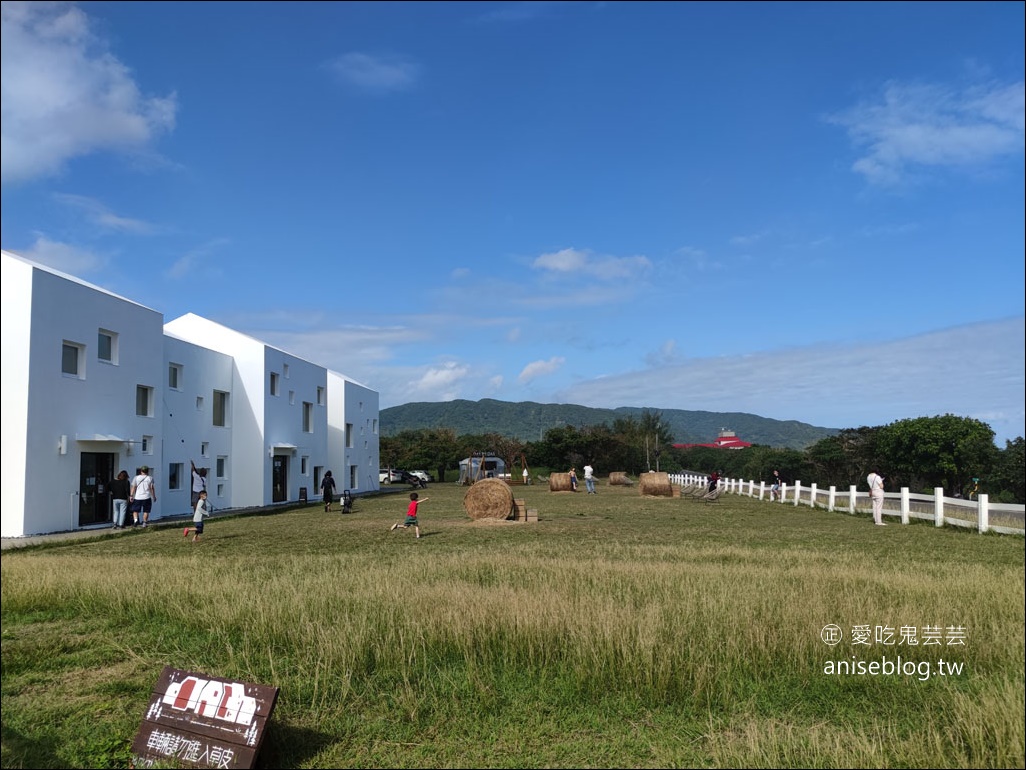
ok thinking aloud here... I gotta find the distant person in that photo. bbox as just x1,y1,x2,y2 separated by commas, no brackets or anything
111,470,131,529
190,459,208,509
130,465,156,527
321,470,337,513
569,467,578,492
390,492,429,539
708,470,720,494
769,469,782,501
523,467,530,486
583,463,596,494
867,469,886,526
183,489,211,543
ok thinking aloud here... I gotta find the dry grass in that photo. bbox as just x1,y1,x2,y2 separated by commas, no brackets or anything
2,482,1023,768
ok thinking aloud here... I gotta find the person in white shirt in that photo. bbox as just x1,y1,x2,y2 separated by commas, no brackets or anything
130,465,156,527
866,470,886,526
583,463,596,494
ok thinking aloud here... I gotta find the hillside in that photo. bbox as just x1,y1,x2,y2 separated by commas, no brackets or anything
380,398,838,450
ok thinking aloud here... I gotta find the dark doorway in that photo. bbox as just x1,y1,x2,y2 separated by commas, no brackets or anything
272,455,289,503
80,452,115,527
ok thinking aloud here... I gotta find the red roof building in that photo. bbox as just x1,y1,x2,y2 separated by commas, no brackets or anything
673,428,752,450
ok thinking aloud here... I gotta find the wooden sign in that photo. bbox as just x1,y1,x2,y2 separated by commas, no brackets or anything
131,666,279,769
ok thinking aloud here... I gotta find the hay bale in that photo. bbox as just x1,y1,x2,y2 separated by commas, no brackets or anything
638,471,673,497
463,477,515,520
608,472,631,486
549,472,573,492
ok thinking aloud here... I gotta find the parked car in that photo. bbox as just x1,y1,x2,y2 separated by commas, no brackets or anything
379,469,403,483
409,470,433,483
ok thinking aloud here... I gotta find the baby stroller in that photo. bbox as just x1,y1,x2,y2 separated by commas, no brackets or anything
340,490,353,514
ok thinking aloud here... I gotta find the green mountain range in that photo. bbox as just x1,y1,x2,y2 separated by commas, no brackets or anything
380,398,839,450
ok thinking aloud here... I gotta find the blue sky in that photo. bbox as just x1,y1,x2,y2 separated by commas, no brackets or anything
3,1,1024,443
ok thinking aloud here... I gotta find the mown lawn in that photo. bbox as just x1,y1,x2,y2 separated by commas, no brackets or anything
2,481,1023,768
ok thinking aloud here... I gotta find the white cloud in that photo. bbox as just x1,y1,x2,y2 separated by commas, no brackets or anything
17,234,107,274
518,356,565,383
673,245,722,272
827,78,1025,186
557,318,1026,443
164,238,230,281
410,362,469,398
1,1,177,185
644,339,682,368
326,52,420,93
532,247,652,281
53,193,156,234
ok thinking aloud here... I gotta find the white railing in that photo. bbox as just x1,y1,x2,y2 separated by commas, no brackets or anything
668,473,1025,536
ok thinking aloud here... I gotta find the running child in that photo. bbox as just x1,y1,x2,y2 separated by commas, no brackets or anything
183,489,211,542
390,492,428,539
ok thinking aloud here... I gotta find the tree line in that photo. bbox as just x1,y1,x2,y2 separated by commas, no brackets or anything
378,412,1024,504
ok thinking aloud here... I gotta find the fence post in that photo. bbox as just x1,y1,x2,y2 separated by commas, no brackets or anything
849,485,857,514
758,481,766,500
781,483,788,503
793,480,802,506
978,494,989,534
828,486,836,512
934,487,945,528
900,487,909,525
810,483,818,509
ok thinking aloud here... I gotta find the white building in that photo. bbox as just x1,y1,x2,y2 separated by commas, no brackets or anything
328,370,380,495
1,250,380,537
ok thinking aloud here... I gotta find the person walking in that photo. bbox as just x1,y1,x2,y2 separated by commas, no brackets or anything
321,470,337,512
111,470,131,529
130,465,156,527
867,469,886,526
390,492,429,539
569,467,578,492
769,469,782,501
583,463,596,494
183,489,211,542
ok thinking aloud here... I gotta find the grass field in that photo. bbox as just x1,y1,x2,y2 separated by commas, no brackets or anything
2,481,1023,768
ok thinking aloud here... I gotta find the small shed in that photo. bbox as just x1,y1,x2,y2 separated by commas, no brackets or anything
458,454,507,484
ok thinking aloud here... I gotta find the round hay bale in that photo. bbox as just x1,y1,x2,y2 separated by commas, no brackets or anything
638,471,673,497
608,471,630,486
463,477,515,520
549,472,573,492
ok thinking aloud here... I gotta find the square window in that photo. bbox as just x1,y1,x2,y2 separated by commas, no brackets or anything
213,390,229,427
62,342,83,377
98,330,117,363
169,462,184,490
136,385,154,417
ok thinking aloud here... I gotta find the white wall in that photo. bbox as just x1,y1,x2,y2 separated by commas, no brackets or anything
263,348,328,503
3,254,381,537
328,371,381,493
2,251,165,536
165,314,331,507
162,335,235,515
1,255,33,537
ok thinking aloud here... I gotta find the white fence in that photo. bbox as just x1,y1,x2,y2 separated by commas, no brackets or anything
668,473,1025,536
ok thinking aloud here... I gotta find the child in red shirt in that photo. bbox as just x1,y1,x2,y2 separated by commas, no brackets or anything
390,492,429,539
